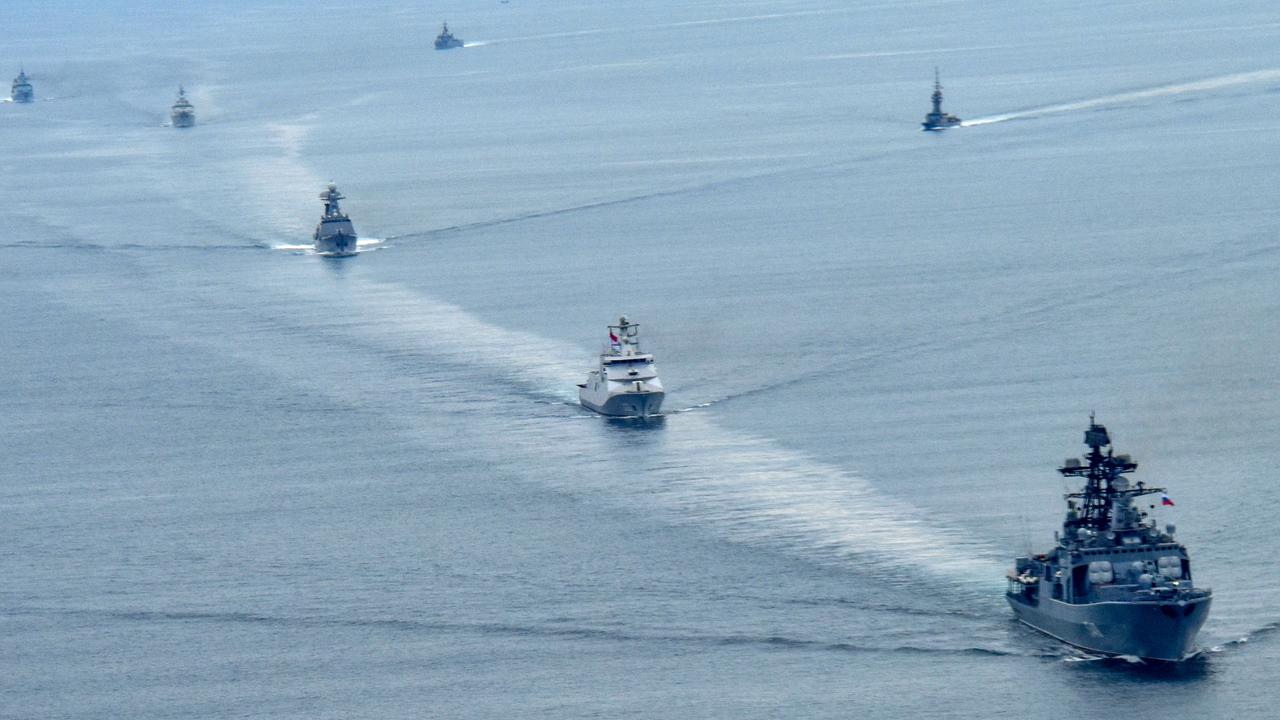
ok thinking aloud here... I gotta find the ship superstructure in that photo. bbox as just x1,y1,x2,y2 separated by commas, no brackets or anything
313,183,358,257
435,22,464,50
578,316,664,417
1007,417,1212,660
11,68,33,103
921,68,961,131
170,85,195,128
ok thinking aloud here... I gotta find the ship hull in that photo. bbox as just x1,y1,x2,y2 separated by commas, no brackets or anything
314,217,358,257
579,388,664,417
922,110,961,131
1007,593,1211,661
171,114,195,128
922,119,961,131
314,232,358,257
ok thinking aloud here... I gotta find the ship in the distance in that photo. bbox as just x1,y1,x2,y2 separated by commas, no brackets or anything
313,183,358,257
578,316,664,417
170,85,195,128
435,22,464,50
1007,416,1212,661
11,68,33,103
921,68,961,131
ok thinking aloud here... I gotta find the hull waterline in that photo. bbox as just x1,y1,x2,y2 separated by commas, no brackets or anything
1008,594,1211,661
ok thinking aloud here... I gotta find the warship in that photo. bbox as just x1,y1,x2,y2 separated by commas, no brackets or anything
313,183,358,257
578,316,664,417
11,68,33,103
434,22,464,50
1007,417,1212,661
921,68,961,131
170,85,195,128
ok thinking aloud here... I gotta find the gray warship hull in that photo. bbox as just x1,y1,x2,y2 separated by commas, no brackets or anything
921,114,961,131
171,112,195,128
314,232,357,257
1008,593,1211,660
579,389,664,417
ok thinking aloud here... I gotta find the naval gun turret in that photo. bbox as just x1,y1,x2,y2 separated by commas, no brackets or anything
577,315,665,417
921,68,961,131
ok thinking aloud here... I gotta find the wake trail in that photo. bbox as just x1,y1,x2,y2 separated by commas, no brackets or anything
273,280,1006,589
18,605,1035,658
470,8,851,47
705,233,1280,411
270,237,386,255
41,258,1006,590
964,68,1280,127
386,143,922,244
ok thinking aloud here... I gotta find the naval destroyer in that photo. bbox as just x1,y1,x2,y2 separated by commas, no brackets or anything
435,22,464,50
313,183,358,257
170,86,195,128
1007,417,1212,661
11,68,33,103
578,316,664,417
921,68,961,131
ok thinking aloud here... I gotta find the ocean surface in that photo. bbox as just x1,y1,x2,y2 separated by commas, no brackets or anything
4,1,1279,717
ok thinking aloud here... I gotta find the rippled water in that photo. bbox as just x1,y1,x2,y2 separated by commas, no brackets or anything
4,1,1279,717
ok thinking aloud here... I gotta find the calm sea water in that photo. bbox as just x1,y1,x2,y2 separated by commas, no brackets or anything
4,1,1279,717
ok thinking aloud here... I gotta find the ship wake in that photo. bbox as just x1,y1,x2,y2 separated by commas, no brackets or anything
271,237,385,255
46,266,1006,591
275,280,1006,588
963,68,1280,127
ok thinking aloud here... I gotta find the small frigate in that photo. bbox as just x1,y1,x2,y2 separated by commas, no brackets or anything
11,67,33,103
170,85,195,128
434,22,464,50
1007,417,1212,661
578,316,665,417
921,68,961,131
313,183,358,257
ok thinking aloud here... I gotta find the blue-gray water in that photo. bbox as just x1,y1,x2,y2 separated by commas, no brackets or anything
3,1,1279,717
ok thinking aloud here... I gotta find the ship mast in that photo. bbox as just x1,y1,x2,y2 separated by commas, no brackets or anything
1058,414,1162,534
606,316,641,356
319,183,346,218
931,67,944,116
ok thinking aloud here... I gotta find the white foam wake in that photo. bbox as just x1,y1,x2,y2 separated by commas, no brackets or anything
296,280,1003,586
271,237,385,255
50,268,1003,589
963,68,1280,127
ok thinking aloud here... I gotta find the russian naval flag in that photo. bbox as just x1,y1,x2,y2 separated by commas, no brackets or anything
1161,494,1175,506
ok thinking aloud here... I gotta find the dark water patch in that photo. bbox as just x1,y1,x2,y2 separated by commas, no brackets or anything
14,606,1036,658
0,241,263,252
783,595,996,621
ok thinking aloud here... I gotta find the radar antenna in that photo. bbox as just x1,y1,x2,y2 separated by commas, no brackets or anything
1058,416,1161,533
